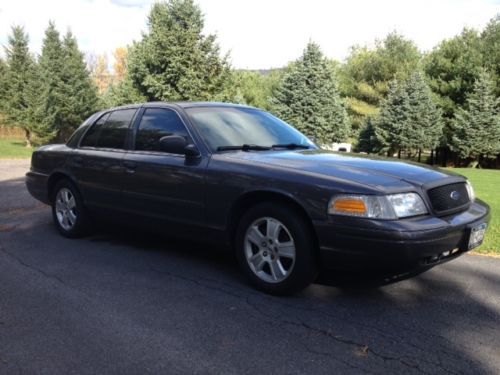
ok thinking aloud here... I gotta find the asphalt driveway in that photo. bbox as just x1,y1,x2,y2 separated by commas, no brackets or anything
1,159,499,374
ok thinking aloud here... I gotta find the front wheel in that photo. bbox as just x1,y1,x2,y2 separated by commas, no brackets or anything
51,179,90,238
235,202,318,295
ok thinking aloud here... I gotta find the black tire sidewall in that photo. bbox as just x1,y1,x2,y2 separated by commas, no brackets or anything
235,202,318,295
51,179,88,238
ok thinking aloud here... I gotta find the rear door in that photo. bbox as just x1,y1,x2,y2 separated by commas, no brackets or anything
121,107,208,226
69,108,138,210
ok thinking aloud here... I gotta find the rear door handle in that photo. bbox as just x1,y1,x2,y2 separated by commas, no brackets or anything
123,161,137,174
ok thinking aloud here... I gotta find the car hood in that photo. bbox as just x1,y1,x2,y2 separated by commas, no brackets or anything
222,149,461,191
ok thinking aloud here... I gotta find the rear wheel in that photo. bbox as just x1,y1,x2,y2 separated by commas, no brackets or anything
235,202,318,295
51,179,90,238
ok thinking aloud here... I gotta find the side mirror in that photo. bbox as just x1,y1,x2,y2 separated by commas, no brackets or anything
159,135,200,158
159,135,186,154
184,143,201,158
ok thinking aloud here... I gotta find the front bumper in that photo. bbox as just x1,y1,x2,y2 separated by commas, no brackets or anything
314,199,490,274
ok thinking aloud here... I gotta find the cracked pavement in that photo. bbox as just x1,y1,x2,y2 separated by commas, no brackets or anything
1,159,499,374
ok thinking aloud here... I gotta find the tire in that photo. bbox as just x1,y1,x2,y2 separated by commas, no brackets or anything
235,202,318,295
51,179,90,238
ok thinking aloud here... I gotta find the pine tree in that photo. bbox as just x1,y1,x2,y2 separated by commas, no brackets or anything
102,76,146,107
404,71,443,156
270,42,350,144
128,0,231,101
374,80,410,155
2,27,40,146
451,70,500,161
374,72,442,158
58,31,98,140
38,21,65,139
0,58,7,107
23,63,57,144
481,14,500,96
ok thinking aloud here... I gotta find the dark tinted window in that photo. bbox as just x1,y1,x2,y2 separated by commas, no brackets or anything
135,108,189,152
96,109,137,149
80,113,110,147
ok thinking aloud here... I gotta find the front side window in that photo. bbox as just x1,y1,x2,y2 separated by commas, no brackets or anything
135,108,189,152
185,107,315,152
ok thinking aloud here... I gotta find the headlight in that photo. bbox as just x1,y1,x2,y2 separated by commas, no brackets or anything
465,180,475,201
328,193,428,219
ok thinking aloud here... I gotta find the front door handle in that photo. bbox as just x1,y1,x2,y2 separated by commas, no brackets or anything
123,161,137,174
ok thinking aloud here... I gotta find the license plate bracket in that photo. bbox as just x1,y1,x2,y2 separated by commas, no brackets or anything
468,223,487,250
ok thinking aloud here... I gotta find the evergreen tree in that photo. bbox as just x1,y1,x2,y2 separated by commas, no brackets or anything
374,80,410,155
451,70,500,161
481,14,500,95
2,26,43,146
23,63,57,144
270,42,350,144
38,21,65,139
375,73,442,158
356,118,381,153
101,76,146,107
128,0,231,101
58,31,98,140
404,71,443,154
0,58,7,107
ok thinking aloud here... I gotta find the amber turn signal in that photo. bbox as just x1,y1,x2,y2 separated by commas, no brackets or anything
332,198,367,214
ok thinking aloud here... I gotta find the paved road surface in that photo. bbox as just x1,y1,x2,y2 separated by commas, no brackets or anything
1,159,499,374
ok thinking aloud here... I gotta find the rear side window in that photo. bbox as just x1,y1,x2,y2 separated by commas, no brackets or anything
135,108,189,152
97,109,137,149
80,109,137,149
80,113,109,147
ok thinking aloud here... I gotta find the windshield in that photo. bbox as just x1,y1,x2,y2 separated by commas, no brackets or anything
185,106,316,152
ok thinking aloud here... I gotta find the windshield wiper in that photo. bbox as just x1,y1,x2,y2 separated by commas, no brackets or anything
217,144,272,152
271,143,311,150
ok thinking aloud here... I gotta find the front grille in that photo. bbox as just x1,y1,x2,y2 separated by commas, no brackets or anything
427,182,470,215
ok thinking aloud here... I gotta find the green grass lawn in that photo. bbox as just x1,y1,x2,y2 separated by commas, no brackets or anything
449,168,499,255
0,138,33,159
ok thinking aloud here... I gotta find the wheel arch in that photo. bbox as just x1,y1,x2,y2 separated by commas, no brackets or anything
47,171,80,201
228,189,318,250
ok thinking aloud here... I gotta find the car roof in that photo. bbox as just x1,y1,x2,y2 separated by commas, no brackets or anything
107,101,258,112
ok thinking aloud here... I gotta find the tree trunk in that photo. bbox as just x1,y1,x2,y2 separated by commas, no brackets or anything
397,149,401,159
24,129,32,148
430,149,434,165
418,149,422,163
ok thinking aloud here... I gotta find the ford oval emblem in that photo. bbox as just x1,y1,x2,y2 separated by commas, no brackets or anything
450,191,460,200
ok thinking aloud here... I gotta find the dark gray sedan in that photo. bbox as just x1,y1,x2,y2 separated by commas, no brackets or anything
26,102,490,294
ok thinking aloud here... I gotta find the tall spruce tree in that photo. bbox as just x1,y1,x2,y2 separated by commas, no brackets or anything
374,80,410,155
481,14,500,96
128,0,231,101
0,58,7,108
2,26,52,146
375,73,442,158
58,31,98,140
404,71,443,156
270,42,350,144
451,70,500,161
38,22,65,139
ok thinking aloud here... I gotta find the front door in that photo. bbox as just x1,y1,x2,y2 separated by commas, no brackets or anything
120,107,207,226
